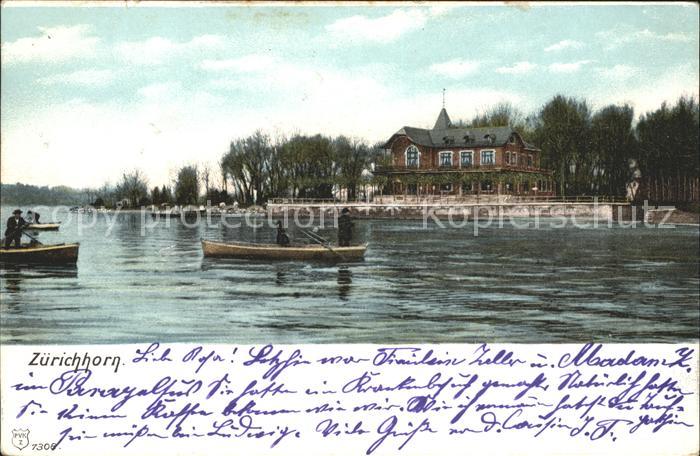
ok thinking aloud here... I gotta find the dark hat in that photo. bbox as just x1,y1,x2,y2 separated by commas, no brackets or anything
12,209,22,215
341,208,350,214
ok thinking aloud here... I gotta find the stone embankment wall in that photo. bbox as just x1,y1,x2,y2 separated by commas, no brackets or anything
267,203,641,222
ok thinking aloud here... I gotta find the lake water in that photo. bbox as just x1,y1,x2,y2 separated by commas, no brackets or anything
1,206,698,344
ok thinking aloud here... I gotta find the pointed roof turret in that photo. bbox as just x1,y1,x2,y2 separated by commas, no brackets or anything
433,107,452,130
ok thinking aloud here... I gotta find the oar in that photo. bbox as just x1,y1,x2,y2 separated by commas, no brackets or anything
299,228,347,262
305,229,329,244
21,228,44,245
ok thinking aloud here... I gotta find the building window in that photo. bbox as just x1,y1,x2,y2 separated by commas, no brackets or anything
509,135,516,144
407,183,417,195
440,183,453,192
462,182,473,193
528,154,533,168
460,151,473,168
481,180,493,192
505,182,513,192
405,145,420,168
480,150,495,166
439,151,453,168
505,151,511,165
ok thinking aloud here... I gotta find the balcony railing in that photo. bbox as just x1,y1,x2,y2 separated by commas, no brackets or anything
373,195,630,204
375,164,552,174
268,195,630,206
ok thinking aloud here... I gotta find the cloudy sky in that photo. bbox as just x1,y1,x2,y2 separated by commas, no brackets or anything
1,2,698,188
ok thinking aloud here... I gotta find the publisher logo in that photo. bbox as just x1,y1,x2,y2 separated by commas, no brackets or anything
12,429,30,451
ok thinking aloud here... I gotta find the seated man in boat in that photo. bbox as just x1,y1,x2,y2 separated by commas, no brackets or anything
4,209,27,248
338,207,354,247
276,221,290,247
26,210,40,224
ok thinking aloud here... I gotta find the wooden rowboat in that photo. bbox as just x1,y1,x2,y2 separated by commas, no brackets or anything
202,239,366,261
26,222,61,231
0,243,79,264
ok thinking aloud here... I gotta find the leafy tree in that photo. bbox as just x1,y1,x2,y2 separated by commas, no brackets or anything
175,165,200,205
637,96,699,181
335,136,371,201
150,186,162,205
590,104,636,196
454,102,531,136
221,130,272,205
160,185,173,205
532,95,591,196
115,170,149,208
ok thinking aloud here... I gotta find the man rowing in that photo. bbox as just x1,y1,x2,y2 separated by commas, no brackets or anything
276,221,290,247
4,209,27,248
338,207,354,247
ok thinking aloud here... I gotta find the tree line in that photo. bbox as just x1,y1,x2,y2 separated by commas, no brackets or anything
4,95,696,208
0,183,90,206
220,132,385,206
460,96,698,199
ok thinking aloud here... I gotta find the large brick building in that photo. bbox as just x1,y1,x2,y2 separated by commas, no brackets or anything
375,108,554,197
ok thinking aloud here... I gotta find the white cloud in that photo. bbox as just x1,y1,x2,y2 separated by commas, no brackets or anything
37,69,116,87
548,60,591,73
1,50,532,188
544,39,584,52
137,82,182,100
1,25,99,64
592,64,699,118
597,64,639,81
596,28,693,49
0,89,233,188
429,59,481,79
325,7,450,44
200,55,275,72
115,34,225,65
496,61,537,75
638,30,693,42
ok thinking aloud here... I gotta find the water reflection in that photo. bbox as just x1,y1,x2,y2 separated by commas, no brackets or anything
175,220,203,244
1,264,78,293
275,270,287,287
337,266,352,301
2,204,699,344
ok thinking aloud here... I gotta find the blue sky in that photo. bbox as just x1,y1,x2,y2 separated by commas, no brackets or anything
1,2,698,188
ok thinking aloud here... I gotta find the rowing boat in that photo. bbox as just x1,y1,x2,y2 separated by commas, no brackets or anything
201,239,367,261
0,243,79,264
26,223,61,231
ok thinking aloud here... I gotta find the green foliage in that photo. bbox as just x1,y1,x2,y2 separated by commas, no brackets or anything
636,96,699,180
114,170,149,208
527,95,697,197
590,104,636,196
221,132,378,204
531,95,591,196
175,165,199,206
0,183,90,206
455,102,531,136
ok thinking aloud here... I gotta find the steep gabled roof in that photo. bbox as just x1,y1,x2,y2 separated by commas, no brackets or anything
433,108,452,130
381,108,541,151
